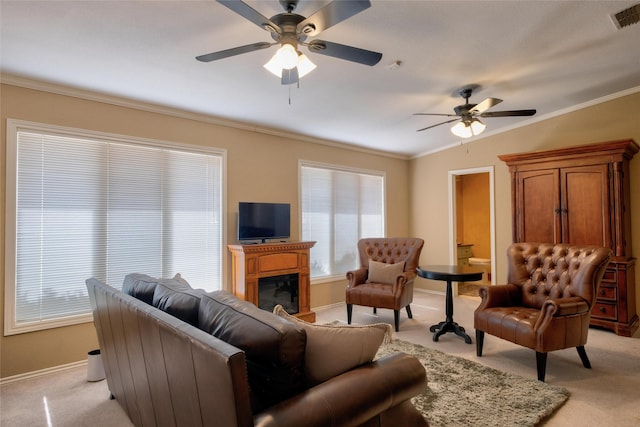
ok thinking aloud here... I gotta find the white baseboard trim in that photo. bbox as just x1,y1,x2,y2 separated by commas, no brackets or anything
1,359,87,385
414,287,445,296
311,302,344,312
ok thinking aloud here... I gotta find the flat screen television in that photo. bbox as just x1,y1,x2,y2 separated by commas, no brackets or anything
238,202,291,243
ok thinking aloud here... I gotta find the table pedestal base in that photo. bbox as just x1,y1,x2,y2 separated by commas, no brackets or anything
430,321,472,344
416,265,482,346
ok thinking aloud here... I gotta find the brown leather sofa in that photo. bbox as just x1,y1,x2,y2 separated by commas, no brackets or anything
86,274,429,427
474,242,612,381
346,238,424,331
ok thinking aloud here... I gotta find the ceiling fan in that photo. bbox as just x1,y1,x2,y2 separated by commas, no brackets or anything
196,0,382,85
414,86,536,138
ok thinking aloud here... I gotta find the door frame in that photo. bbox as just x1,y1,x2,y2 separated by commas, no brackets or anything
448,166,496,294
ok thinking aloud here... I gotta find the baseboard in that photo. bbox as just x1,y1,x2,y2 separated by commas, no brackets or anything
311,289,447,312
311,302,344,312
0,359,87,385
414,287,445,296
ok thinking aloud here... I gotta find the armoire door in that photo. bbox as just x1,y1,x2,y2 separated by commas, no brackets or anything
560,164,611,248
516,168,560,243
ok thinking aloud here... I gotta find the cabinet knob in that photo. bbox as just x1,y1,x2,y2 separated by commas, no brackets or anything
600,290,605,295
599,307,606,313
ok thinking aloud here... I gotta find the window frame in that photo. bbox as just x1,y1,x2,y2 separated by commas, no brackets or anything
299,160,386,282
4,119,227,335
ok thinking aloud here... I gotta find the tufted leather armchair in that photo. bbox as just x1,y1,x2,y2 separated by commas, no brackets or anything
346,238,424,332
474,242,612,381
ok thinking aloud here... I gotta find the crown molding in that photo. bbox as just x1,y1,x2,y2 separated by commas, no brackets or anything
1,73,410,161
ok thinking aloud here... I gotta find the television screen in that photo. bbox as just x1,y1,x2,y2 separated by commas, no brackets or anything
238,202,290,242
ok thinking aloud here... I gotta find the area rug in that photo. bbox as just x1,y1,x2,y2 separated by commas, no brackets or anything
376,339,569,427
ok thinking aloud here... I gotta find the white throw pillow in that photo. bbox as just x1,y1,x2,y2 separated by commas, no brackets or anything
273,305,392,385
367,260,405,285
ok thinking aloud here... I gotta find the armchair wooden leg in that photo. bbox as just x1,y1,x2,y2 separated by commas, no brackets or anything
536,352,548,382
577,346,592,369
347,304,353,325
475,330,484,357
393,310,400,332
373,307,377,314
405,305,413,319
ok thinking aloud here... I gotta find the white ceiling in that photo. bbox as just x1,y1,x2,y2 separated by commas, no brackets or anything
2,0,639,157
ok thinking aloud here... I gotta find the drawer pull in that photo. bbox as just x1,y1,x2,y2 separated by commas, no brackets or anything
600,290,605,295
599,307,606,313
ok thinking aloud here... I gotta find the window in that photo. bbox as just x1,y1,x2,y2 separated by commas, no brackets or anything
300,162,385,279
5,120,225,335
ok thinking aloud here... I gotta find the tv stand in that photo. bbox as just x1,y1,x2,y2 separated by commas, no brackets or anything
228,241,316,322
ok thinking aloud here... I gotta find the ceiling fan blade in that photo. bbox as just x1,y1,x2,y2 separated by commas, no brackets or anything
281,67,299,85
480,109,537,117
469,97,502,114
307,40,382,66
196,42,273,62
217,0,280,33
416,118,460,132
297,0,371,37
413,113,458,117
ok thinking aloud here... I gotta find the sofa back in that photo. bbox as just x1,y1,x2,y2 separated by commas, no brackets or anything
86,278,254,427
121,273,308,413
506,242,612,309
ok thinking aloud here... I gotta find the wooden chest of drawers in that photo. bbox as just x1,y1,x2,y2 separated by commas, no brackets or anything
457,244,473,266
590,259,638,336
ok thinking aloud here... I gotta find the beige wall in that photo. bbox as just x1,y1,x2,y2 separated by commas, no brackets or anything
2,82,639,379
410,92,640,297
0,83,411,378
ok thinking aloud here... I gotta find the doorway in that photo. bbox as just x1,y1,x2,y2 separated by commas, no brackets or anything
448,167,496,296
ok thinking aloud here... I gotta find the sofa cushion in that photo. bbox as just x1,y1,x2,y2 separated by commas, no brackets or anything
367,260,405,285
152,277,202,327
122,273,161,305
274,305,392,385
122,272,190,304
198,291,306,412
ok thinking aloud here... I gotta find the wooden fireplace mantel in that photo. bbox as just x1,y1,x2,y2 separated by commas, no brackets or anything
228,241,316,322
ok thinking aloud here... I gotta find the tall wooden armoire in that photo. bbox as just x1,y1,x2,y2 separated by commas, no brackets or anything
499,139,638,337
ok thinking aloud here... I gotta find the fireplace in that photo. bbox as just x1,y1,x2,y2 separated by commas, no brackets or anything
258,273,299,314
228,241,316,322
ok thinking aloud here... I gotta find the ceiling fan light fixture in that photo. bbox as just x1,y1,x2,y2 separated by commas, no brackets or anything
469,118,486,135
264,45,316,80
451,118,486,138
296,53,316,78
264,55,284,77
274,43,299,69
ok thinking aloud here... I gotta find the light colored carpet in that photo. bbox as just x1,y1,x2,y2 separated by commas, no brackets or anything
0,365,131,427
376,339,568,427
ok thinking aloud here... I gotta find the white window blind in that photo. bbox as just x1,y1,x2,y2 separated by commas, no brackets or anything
5,120,224,335
300,162,384,279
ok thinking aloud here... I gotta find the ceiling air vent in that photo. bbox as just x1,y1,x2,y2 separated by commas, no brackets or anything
611,3,640,29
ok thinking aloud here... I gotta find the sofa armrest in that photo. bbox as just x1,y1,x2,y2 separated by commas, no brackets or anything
253,352,427,427
346,267,368,287
477,283,522,309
